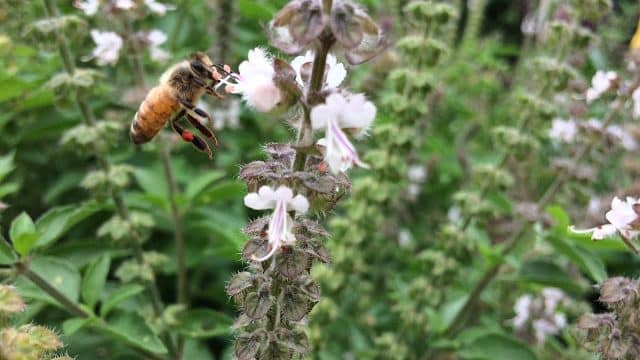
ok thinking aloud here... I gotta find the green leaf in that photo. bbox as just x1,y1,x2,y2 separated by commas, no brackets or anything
458,333,537,360
16,257,81,305
10,212,38,256
184,170,225,202
197,180,245,205
0,235,16,265
63,317,94,336
81,254,111,309
518,260,585,294
178,309,233,338
35,201,102,248
101,312,168,354
0,183,19,198
0,151,15,182
100,284,145,317
237,0,276,20
133,168,168,198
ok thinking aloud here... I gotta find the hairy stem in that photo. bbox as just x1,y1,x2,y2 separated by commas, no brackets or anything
42,0,175,355
444,73,640,337
293,34,334,171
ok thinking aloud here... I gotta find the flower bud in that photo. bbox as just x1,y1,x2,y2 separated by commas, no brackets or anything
0,285,25,315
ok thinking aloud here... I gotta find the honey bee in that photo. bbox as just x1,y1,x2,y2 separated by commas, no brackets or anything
130,52,237,158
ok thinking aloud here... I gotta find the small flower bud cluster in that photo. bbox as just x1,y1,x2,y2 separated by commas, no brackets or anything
97,210,154,243
81,164,135,201
0,286,69,360
227,1,384,358
577,277,640,359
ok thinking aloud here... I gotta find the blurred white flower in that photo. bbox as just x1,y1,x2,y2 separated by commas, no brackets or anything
234,48,282,113
541,288,565,314
87,30,123,66
147,29,170,63
114,0,136,10
533,314,566,344
144,0,176,15
633,87,640,119
512,295,532,329
584,118,603,131
0,201,8,212
397,229,412,248
571,196,640,240
290,51,347,89
74,0,100,16
586,70,617,103
548,118,577,143
606,125,638,151
408,165,427,183
244,185,309,261
311,93,376,174
447,206,462,223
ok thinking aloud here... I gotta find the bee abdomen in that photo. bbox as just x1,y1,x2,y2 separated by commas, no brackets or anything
130,86,180,144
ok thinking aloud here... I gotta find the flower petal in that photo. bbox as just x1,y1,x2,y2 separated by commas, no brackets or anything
289,194,309,214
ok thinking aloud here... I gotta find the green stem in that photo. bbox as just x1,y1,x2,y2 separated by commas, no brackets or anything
16,262,165,360
42,0,175,356
292,34,334,171
160,144,187,358
444,73,640,338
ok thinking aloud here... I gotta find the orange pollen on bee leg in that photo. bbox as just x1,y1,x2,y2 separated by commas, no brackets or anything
182,130,194,142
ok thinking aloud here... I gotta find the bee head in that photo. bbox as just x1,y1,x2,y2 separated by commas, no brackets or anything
189,52,214,79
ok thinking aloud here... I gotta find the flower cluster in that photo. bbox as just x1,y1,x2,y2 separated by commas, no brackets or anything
74,0,174,66
511,288,568,344
548,118,637,150
578,277,640,359
227,1,384,358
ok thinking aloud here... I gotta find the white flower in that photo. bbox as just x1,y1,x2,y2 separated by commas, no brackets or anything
311,93,376,174
244,186,309,261
87,30,123,66
234,48,282,113
532,314,566,344
512,295,532,329
147,30,170,63
397,229,412,247
606,125,638,151
114,0,136,10
290,51,347,89
144,0,176,15
586,70,617,103
407,165,427,183
571,196,640,240
633,87,640,119
541,288,564,314
584,118,603,131
548,118,577,143
74,0,100,16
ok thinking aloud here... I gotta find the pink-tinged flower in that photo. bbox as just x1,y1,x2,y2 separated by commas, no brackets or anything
86,30,123,66
548,118,577,143
533,314,566,344
0,202,8,212
147,29,170,63
571,196,640,240
586,70,617,103
74,0,100,16
311,93,376,174
290,51,347,89
144,0,176,16
606,125,638,151
541,288,565,314
244,186,309,261
234,48,282,113
114,0,136,10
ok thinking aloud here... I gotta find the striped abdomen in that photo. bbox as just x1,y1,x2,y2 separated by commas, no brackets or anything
130,86,181,144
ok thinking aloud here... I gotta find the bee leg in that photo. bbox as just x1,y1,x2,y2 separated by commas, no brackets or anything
192,77,223,99
186,113,219,147
179,99,218,142
171,119,213,159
